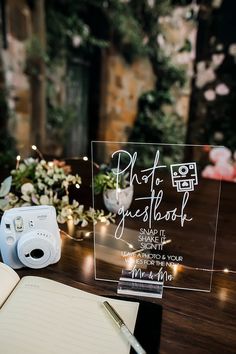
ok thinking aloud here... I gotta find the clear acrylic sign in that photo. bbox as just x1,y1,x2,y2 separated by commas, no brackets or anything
92,142,221,293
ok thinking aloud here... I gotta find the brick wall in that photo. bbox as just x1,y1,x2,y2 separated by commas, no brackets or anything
98,48,156,159
1,0,32,157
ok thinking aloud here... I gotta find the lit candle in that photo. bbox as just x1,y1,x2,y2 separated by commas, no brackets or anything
16,155,21,169
31,145,44,160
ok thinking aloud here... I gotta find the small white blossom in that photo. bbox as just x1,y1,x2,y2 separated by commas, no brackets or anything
147,0,155,8
212,0,223,9
228,43,236,56
196,65,216,88
214,132,224,142
204,89,216,101
211,53,225,68
21,183,34,195
40,195,50,205
72,35,82,48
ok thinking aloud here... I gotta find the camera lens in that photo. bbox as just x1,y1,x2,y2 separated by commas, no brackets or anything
178,165,188,176
30,249,44,259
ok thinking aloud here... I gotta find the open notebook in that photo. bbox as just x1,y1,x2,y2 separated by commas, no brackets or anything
0,262,162,354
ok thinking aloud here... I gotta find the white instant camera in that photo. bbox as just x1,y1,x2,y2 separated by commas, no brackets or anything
0,205,61,269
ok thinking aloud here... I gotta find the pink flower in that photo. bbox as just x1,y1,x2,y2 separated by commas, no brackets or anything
215,161,235,181
215,83,230,96
202,162,235,182
209,147,231,163
201,165,220,180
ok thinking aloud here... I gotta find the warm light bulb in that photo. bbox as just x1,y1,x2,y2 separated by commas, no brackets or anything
16,155,21,161
83,156,88,161
223,268,229,273
75,183,80,189
48,161,54,167
31,145,37,151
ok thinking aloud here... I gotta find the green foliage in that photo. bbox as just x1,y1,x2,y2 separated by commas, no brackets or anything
25,36,48,77
45,0,109,63
44,0,188,161
11,159,38,191
47,105,77,142
93,167,129,195
129,91,185,166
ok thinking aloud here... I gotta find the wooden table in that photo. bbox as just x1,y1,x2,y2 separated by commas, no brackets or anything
13,180,236,354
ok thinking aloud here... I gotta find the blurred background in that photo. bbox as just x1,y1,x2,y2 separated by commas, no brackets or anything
0,0,235,171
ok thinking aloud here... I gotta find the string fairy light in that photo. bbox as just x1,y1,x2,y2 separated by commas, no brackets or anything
176,264,236,275
59,227,236,275
12,146,235,277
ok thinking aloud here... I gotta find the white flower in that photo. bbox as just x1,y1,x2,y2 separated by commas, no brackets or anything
21,194,31,202
215,83,230,96
216,43,223,51
212,0,223,8
196,67,216,88
204,89,216,101
40,195,50,205
81,219,88,227
62,195,69,204
229,43,236,56
21,183,34,195
211,53,225,68
57,214,66,224
209,147,232,163
197,61,206,72
214,131,224,142
72,35,82,48
157,34,165,48
147,0,155,8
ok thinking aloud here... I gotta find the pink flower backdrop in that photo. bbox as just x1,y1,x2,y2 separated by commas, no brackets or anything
202,147,236,182
187,1,236,155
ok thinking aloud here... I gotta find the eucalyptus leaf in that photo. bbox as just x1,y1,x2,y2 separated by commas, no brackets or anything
0,176,12,197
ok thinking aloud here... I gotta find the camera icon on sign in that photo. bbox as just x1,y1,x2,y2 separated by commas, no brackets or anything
170,162,198,192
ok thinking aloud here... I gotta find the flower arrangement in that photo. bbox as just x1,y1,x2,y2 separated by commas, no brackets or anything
0,158,114,226
201,147,236,182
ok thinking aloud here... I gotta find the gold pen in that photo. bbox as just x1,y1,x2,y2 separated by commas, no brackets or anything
103,301,147,354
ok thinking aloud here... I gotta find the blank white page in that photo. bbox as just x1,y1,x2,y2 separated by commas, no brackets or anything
0,276,139,354
0,262,19,307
